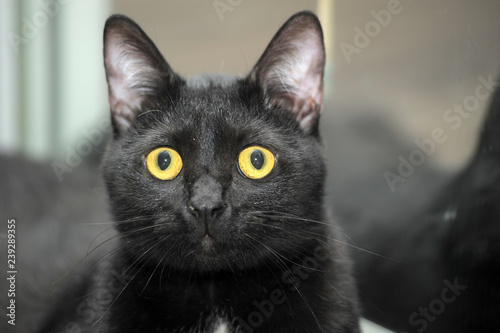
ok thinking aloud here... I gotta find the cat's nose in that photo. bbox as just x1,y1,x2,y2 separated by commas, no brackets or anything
188,175,226,225
188,204,225,223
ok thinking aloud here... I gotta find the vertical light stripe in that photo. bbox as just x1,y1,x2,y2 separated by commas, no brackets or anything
57,0,111,157
317,0,334,87
0,0,21,153
317,0,334,65
23,0,53,159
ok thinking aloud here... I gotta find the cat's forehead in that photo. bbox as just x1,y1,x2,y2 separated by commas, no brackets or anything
180,74,241,115
143,78,247,148
139,74,298,153
175,75,253,132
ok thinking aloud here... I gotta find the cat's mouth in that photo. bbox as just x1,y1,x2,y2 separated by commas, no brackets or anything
200,234,215,252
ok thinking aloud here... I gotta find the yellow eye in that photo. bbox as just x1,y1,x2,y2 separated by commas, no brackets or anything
238,146,275,179
146,147,183,180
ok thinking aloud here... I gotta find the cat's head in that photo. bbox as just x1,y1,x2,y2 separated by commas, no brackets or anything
102,12,327,273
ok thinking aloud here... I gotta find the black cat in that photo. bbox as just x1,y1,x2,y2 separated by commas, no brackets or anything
34,11,359,333
354,78,500,333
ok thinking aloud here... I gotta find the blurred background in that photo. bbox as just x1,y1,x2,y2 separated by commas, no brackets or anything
2,0,500,169
1,0,500,332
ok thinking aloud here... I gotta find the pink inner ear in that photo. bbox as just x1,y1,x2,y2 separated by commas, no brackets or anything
248,12,325,134
104,27,165,132
105,43,144,131
265,27,325,132
272,91,322,131
111,101,137,133
105,37,144,109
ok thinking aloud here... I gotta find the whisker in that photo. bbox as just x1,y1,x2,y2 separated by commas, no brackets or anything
92,240,161,327
246,211,344,230
137,109,164,118
244,233,326,333
246,219,400,263
74,232,163,302
55,219,173,288
245,232,350,304
140,241,172,294
243,233,295,313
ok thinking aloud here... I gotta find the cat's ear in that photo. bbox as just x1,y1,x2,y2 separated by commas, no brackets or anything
103,15,179,134
249,11,325,135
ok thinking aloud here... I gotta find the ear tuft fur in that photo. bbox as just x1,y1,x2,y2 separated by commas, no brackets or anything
249,11,326,135
103,15,179,133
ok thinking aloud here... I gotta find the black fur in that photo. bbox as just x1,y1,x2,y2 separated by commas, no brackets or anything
36,12,360,333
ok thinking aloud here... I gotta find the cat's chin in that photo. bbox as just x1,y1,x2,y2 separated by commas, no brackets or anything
189,239,238,273
175,238,259,274
176,251,236,274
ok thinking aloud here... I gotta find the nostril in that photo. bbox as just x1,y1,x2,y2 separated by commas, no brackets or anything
188,203,226,221
211,204,226,218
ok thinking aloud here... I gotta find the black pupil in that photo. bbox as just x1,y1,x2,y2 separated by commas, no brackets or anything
250,150,265,170
157,151,171,170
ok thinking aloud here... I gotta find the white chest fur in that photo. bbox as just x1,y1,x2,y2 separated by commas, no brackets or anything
212,320,229,333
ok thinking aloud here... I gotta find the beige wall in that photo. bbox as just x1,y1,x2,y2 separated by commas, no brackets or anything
331,0,500,169
113,0,319,77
